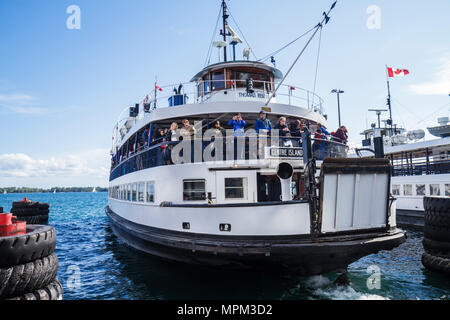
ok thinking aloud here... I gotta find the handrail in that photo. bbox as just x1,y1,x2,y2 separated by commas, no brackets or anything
111,135,348,170
111,79,325,150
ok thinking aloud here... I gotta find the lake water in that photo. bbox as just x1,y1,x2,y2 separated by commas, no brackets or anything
1,192,449,300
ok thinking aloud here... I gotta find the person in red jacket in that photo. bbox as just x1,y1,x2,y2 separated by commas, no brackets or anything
332,126,348,145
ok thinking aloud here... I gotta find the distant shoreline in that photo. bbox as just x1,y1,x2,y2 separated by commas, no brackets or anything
0,187,108,194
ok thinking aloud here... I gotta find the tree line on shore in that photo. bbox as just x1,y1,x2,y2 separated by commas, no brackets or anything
0,187,108,194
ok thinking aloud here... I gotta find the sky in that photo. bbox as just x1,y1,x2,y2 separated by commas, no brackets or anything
0,0,449,188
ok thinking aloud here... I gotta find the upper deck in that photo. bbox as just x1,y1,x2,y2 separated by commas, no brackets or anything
112,61,326,152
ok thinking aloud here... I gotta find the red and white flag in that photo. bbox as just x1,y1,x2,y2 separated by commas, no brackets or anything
155,83,163,92
387,67,410,78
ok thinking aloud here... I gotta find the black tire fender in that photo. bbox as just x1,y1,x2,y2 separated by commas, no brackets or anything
0,253,58,299
0,225,56,268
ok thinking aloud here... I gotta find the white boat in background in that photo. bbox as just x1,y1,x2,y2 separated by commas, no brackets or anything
92,187,97,193
356,116,450,228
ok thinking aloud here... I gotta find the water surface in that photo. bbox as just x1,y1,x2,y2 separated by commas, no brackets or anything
1,193,448,300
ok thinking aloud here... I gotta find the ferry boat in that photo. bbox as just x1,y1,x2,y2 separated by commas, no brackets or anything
357,116,450,228
106,1,405,276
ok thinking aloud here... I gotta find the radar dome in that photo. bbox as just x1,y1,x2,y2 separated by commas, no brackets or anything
407,130,425,141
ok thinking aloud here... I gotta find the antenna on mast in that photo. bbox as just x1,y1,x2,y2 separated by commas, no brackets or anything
220,0,230,62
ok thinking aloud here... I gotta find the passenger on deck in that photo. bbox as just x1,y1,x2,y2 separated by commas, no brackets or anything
332,126,348,145
317,123,331,137
142,127,150,147
313,128,327,160
290,120,308,147
181,119,196,138
274,117,293,147
166,122,179,142
228,114,246,137
154,128,166,143
214,121,226,136
274,117,291,137
255,111,272,134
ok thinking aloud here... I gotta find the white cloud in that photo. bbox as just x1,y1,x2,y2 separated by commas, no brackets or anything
409,54,450,95
0,149,110,181
0,93,48,115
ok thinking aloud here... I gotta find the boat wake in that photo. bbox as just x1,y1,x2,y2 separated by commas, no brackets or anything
305,276,389,300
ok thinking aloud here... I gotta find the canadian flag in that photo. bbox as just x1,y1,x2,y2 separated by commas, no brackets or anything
387,67,410,77
155,83,163,92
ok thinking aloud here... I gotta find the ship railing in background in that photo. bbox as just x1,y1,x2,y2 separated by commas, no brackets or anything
391,157,450,176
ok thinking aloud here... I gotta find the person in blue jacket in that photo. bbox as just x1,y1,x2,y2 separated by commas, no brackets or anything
228,113,246,137
317,123,331,136
255,110,272,134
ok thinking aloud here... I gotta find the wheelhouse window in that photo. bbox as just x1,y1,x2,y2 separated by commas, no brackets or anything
430,184,440,196
183,179,206,201
416,184,425,196
392,185,400,196
224,178,247,200
211,71,225,90
147,182,155,203
138,183,145,202
403,184,412,196
446,184,450,196
230,70,270,90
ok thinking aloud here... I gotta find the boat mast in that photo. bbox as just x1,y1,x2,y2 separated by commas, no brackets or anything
220,0,229,62
386,65,393,136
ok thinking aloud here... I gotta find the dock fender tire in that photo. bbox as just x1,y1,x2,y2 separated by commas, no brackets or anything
0,225,56,268
7,278,63,301
11,208,42,217
20,215,49,225
424,224,450,242
38,203,50,210
12,201,40,209
0,253,58,299
422,252,450,274
424,209,450,228
424,196,450,214
423,238,450,258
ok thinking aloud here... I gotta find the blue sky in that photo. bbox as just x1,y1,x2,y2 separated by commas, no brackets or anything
0,0,449,187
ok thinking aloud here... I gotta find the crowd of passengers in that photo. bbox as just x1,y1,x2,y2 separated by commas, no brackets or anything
113,111,348,166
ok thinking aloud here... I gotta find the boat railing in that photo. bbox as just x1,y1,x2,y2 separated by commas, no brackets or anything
391,157,450,176
110,136,348,180
149,80,324,113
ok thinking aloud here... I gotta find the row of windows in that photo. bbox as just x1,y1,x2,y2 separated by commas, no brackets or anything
182,178,247,201
109,178,248,203
109,182,155,203
392,183,450,197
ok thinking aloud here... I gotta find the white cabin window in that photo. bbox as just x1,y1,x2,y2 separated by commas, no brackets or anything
445,184,450,196
127,184,131,201
392,185,400,196
403,184,412,196
138,183,145,202
147,182,155,203
183,180,206,201
430,184,441,196
416,184,425,196
224,178,247,200
132,184,137,202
